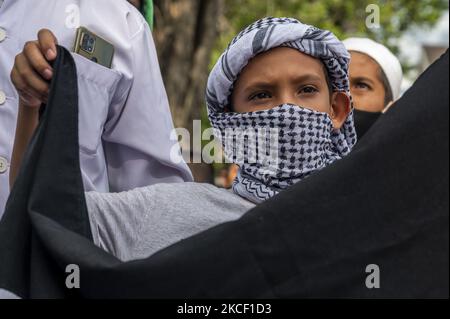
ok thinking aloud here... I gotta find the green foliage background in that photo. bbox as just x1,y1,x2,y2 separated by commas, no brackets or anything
217,0,448,57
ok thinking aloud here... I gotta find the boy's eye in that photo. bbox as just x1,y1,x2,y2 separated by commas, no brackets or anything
354,82,371,90
299,86,319,94
249,92,272,100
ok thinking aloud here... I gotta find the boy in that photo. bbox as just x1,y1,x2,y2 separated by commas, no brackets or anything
11,17,357,261
343,37,403,137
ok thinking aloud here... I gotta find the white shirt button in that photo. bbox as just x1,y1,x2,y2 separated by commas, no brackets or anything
0,28,6,42
0,91,6,105
0,157,8,174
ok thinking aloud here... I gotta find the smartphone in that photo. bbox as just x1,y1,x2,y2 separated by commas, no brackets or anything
73,27,114,69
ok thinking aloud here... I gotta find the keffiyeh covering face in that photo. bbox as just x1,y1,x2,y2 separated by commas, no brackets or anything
206,17,357,204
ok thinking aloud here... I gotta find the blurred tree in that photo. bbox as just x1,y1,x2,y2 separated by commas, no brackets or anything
152,0,225,181
153,0,224,129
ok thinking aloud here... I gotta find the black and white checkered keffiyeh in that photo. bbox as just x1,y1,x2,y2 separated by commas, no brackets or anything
206,17,357,203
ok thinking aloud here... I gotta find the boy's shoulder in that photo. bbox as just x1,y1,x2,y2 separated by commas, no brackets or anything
129,182,256,209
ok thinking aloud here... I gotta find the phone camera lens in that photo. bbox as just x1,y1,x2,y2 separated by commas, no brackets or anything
80,33,95,54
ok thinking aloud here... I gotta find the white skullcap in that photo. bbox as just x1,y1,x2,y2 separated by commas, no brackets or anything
343,37,403,100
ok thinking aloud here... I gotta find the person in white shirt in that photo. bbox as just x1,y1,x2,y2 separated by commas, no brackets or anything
342,37,403,138
0,0,193,217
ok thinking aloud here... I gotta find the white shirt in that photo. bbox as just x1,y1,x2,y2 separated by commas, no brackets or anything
0,0,193,217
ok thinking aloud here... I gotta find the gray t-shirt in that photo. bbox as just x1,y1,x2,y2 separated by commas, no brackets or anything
85,182,255,262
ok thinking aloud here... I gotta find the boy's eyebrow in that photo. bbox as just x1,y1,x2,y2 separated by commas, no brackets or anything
351,76,375,85
241,81,275,92
291,74,324,83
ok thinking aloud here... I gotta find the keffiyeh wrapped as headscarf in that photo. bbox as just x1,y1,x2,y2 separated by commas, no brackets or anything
206,17,357,203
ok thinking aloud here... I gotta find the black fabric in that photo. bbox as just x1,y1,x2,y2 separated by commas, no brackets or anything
0,48,448,299
0,47,92,298
353,109,382,139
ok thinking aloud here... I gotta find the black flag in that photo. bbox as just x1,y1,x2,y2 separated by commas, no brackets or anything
0,47,92,298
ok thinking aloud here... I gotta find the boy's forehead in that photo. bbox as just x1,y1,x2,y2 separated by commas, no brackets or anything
349,51,383,78
237,47,327,82
350,51,380,67
250,47,322,65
